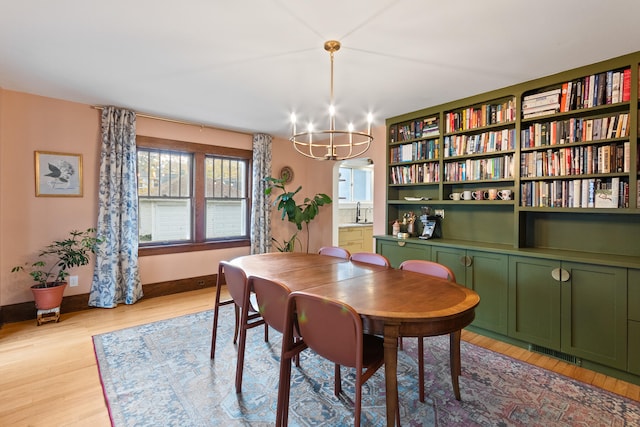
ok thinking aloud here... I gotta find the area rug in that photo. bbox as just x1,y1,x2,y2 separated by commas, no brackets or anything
93,308,640,426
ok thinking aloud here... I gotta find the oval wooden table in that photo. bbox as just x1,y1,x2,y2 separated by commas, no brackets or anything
226,252,480,426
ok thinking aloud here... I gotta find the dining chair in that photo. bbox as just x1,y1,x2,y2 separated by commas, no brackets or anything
249,275,301,368
210,261,268,393
399,259,458,402
318,246,351,259
276,291,397,427
349,251,391,267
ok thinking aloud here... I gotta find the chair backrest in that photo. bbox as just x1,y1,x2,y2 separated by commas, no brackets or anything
288,291,362,368
318,246,351,259
219,261,250,307
250,275,291,334
399,259,456,282
350,252,390,267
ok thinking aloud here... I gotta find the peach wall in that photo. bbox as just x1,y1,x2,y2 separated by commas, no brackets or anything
0,91,101,305
0,89,387,307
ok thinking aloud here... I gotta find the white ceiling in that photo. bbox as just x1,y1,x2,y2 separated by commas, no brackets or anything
2,0,640,139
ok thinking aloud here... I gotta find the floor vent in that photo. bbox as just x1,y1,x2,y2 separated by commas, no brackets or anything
528,344,582,366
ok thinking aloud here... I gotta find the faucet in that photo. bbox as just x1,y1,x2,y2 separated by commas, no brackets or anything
355,202,361,223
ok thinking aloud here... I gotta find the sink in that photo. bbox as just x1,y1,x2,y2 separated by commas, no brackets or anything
340,222,373,227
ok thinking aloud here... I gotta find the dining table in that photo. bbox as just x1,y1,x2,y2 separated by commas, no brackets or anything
227,252,480,426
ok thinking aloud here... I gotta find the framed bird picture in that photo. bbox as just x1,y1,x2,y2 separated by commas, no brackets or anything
34,151,83,197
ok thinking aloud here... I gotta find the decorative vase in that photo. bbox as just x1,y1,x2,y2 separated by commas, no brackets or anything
31,282,67,310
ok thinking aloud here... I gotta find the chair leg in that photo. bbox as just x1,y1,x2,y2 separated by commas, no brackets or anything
264,323,269,342
354,371,362,427
235,309,250,393
398,336,404,350
232,305,240,344
210,275,223,359
449,330,462,400
418,336,425,403
334,364,342,396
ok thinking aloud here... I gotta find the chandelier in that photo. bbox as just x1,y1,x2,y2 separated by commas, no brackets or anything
290,40,373,161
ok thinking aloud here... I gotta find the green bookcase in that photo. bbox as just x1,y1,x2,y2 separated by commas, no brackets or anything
377,51,640,384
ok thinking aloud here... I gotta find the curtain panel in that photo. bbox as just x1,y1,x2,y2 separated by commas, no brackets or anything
250,133,272,254
89,107,143,308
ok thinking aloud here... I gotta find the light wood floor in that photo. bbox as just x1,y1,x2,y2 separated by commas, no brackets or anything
1,288,638,426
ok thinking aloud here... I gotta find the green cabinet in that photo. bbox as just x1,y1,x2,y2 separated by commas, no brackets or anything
509,256,627,369
432,247,508,335
376,237,430,268
629,269,640,375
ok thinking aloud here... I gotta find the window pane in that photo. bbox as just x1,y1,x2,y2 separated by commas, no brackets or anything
138,199,191,242
339,167,351,200
206,199,247,238
353,169,373,201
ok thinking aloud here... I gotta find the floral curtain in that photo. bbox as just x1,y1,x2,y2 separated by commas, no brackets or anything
251,133,272,254
89,107,143,308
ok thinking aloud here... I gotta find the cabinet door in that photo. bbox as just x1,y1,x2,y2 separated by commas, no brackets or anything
630,269,640,375
431,247,467,284
560,262,627,370
508,256,561,350
376,239,430,268
467,250,509,335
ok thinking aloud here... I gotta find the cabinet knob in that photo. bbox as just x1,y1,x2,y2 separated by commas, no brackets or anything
551,268,571,282
397,241,406,247
460,255,473,267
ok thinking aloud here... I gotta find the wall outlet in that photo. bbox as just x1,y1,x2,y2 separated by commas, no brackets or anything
435,209,445,218
69,275,79,287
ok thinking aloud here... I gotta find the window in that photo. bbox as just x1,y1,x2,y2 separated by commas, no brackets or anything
339,166,373,202
136,136,251,255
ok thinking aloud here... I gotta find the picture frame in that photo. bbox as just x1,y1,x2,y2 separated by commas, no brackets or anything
34,151,83,197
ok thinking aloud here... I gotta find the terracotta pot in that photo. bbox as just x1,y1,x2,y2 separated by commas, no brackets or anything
31,282,67,310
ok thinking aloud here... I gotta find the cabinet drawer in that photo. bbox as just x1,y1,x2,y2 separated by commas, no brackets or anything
339,227,364,244
630,269,640,321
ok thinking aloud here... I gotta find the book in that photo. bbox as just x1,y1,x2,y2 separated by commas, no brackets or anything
612,71,621,103
524,88,561,101
622,68,631,102
611,177,620,208
595,187,616,208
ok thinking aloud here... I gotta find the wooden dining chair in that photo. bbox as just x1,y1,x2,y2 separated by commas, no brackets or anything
399,259,458,402
249,275,301,367
276,291,398,427
318,246,351,259
210,261,268,393
349,251,390,267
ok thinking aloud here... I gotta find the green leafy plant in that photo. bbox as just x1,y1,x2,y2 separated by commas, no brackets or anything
11,228,102,288
264,176,332,253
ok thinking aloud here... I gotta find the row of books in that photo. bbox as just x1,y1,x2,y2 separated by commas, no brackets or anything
390,139,439,163
389,163,440,185
520,178,629,208
522,88,560,119
520,142,630,178
559,68,631,111
520,113,629,148
443,129,516,158
444,155,515,182
444,98,516,133
389,116,439,143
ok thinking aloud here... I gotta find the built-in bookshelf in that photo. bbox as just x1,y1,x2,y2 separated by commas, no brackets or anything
383,51,640,256
380,52,640,387
519,65,632,210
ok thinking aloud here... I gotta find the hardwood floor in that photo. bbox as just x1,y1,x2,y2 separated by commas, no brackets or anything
1,288,638,426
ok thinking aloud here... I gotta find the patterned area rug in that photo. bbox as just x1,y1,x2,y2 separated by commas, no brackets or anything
93,308,640,426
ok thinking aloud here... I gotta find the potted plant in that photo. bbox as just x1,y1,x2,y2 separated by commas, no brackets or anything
264,176,332,253
11,228,102,311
